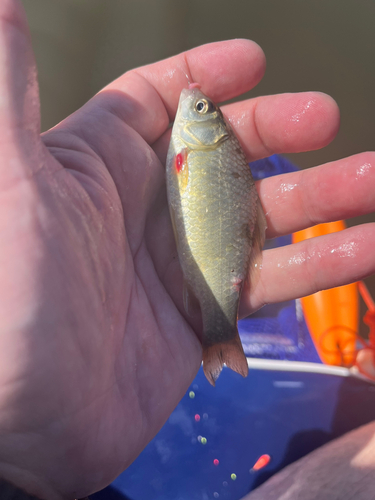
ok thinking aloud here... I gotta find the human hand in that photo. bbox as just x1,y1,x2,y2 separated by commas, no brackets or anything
0,1,374,499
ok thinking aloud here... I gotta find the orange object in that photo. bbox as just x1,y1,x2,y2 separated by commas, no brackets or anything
251,454,271,471
358,281,375,345
293,222,359,366
355,281,375,380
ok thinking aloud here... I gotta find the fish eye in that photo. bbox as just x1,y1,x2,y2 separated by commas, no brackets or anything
195,99,210,114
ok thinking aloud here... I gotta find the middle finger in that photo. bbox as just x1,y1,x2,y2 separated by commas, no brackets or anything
259,152,375,238
152,91,340,164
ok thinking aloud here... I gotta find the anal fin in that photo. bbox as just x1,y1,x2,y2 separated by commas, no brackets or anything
183,280,200,317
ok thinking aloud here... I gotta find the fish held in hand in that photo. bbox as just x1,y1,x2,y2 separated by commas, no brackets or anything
166,87,266,385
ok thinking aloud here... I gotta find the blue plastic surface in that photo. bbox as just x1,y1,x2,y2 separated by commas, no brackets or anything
92,368,375,500
91,156,375,500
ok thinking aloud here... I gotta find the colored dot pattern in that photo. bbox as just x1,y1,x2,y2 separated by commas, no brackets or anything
187,388,251,493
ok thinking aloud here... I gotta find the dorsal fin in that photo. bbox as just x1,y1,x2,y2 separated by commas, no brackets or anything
248,199,267,289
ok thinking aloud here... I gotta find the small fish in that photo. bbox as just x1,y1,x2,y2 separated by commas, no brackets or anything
166,85,266,385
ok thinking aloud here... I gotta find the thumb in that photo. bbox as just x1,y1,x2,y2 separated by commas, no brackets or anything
0,0,41,168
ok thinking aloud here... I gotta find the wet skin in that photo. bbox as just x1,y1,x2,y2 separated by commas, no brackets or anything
0,1,375,499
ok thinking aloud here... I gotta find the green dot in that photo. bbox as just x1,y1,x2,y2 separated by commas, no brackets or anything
231,473,237,481
201,437,207,445
189,391,195,399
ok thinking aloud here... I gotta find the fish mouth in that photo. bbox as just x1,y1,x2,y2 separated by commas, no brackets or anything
180,86,206,101
180,87,195,101
176,89,195,120
178,87,205,118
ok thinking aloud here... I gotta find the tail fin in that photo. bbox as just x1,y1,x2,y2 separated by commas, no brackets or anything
202,335,248,386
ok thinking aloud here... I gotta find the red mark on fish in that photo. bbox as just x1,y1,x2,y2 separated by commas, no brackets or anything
175,149,188,174
231,276,243,293
175,153,184,173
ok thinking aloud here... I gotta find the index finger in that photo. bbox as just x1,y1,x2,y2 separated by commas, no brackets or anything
98,39,266,144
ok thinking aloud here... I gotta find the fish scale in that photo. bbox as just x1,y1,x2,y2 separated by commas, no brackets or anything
166,86,266,385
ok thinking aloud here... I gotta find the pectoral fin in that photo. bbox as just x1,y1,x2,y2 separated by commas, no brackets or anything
169,202,180,250
170,202,200,318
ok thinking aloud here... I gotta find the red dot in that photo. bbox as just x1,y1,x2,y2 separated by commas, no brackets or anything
175,153,183,173
213,459,219,466
252,454,271,471
194,414,200,422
